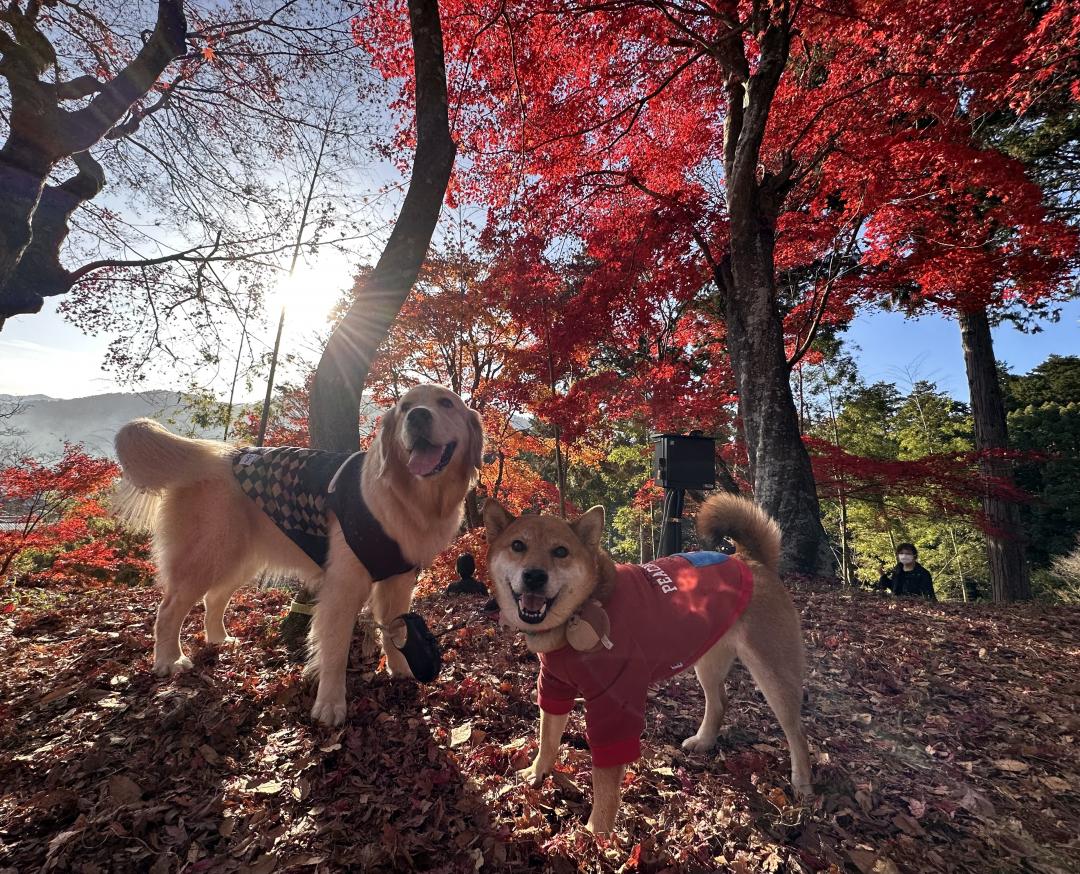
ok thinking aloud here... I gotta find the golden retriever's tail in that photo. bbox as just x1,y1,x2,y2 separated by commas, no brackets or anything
696,492,781,573
111,419,234,530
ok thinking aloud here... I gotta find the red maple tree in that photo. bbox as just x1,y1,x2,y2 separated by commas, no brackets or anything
358,0,1074,582
0,445,152,587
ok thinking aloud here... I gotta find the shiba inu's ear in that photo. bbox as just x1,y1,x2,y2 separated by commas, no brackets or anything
372,406,398,478
571,505,605,549
467,408,484,470
483,499,515,538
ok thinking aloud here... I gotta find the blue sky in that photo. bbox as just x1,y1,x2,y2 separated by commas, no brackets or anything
844,298,1080,397
2,292,1076,402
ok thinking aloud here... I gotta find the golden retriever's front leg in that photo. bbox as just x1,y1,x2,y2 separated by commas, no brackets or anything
520,709,569,787
587,764,626,834
307,534,372,726
370,571,418,679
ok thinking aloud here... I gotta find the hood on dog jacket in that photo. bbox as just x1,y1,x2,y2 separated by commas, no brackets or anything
232,447,415,581
536,551,754,767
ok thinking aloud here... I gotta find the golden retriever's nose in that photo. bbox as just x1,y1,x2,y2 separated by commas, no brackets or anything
522,568,548,591
406,407,433,428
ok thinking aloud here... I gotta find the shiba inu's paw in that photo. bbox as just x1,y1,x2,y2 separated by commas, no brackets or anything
152,655,193,677
311,694,347,726
681,733,717,753
207,634,239,646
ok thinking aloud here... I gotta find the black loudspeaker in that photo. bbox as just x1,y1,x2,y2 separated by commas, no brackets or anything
652,433,716,490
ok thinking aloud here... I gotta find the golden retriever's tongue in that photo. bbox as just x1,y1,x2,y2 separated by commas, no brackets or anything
407,442,445,476
519,593,547,612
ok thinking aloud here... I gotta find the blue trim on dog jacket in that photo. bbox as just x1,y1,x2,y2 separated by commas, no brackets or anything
232,447,416,581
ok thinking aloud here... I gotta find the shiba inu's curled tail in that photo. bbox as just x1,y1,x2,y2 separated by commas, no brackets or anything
111,419,234,530
696,492,781,573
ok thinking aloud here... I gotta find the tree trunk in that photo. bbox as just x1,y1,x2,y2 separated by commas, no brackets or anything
463,487,482,530
308,0,456,451
717,234,834,576
710,10,833,577
0,0,187,326
959,306,1032,602
280,0,455,659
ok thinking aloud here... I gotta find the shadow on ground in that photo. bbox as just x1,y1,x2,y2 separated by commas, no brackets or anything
1,579,1078,872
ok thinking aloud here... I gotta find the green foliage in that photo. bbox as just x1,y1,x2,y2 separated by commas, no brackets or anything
812,375,989,600
1004,355,1080,567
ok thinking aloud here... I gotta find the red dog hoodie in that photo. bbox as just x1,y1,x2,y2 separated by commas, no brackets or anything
536,551,754,767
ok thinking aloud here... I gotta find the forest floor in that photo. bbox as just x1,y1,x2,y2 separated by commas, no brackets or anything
1,577,1078,873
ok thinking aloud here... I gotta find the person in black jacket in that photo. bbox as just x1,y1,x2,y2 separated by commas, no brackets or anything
877,543,936,601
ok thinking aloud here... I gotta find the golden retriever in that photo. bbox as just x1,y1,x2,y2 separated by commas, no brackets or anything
484,493,811,833
113,384,483,726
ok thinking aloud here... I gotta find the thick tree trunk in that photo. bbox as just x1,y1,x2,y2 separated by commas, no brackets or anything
309,0,456,451
959,307,1032,602
719,252,834,575
0,151,49,312
710,9,832,577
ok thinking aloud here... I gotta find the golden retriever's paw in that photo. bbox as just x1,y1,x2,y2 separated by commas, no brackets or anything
681,733,717,753
209,635,240,647
793,780,813,801
152,655,193,677
519,759,551,788
585,815,615,835
311,697,347,726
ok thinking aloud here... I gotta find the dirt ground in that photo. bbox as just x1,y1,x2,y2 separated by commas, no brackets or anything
1,578,1078,873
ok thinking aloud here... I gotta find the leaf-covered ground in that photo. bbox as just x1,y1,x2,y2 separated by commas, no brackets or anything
1,579,1078,873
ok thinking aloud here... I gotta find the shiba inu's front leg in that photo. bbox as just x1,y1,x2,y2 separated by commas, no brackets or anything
521,709,569,786
587,763,627,833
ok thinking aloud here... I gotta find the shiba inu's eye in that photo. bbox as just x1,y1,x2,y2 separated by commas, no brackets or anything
511,539,527,553
552,546,569,558
438,398,454,408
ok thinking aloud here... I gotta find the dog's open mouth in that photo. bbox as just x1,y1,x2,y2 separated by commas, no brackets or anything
516,592,554,625
407,439,457,477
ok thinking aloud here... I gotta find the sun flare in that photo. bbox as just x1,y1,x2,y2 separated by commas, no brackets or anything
266,254,354,339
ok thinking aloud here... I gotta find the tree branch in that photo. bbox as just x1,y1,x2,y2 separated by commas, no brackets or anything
61,0,188,154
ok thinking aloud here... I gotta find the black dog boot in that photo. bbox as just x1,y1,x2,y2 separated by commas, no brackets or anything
385,612,442,682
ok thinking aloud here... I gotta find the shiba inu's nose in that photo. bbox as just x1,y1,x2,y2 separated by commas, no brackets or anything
522,568,548,591
407,407,433,428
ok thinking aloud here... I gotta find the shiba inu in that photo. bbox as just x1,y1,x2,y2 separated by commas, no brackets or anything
113,384,483,726
484,493,812,833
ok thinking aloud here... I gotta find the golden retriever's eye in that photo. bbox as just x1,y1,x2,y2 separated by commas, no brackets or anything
552,546,569,559
399,401,411,412
511,539,527,553
438,398,453,408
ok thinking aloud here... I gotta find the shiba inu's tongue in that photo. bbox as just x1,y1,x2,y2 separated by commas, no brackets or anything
519,593,548,613
407,442,446,476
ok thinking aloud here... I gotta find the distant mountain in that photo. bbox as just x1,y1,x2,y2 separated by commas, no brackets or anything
0,391,387,461
0,391,223,460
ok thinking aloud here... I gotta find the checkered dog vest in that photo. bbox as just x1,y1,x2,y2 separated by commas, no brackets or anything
232,447,416,581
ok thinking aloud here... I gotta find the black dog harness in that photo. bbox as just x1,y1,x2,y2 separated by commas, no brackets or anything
232,447,416,581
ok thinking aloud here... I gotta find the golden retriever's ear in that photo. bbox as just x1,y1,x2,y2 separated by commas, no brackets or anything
571,505,606,550
466,408,484,470
483,499,515,538
372,406,398,478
